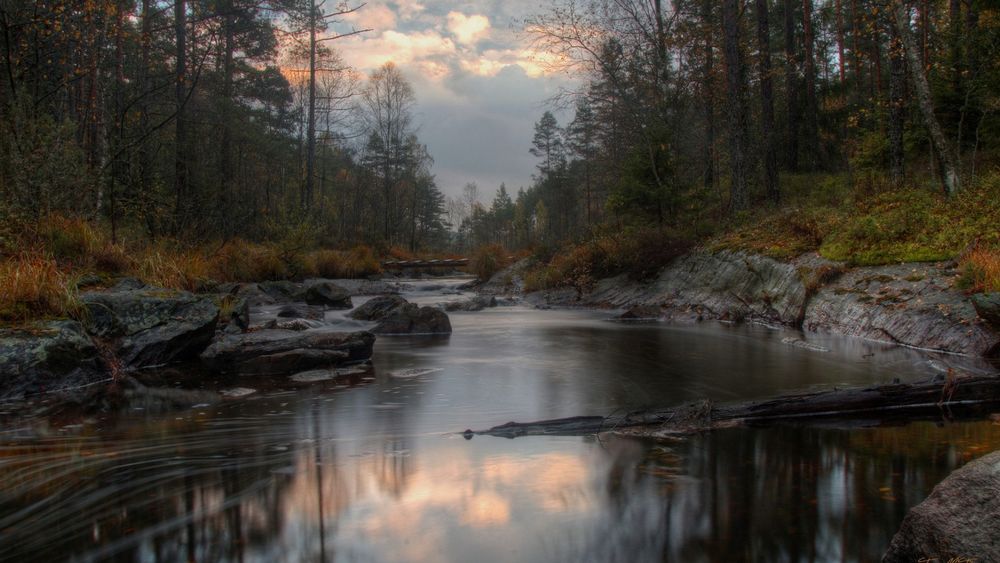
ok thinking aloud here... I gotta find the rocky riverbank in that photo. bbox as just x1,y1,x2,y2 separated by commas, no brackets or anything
482,250,1000,358
0,277,452,409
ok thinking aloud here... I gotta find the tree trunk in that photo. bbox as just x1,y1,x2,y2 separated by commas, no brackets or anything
473,374,1000,438
802,0,819,169
174,0,188,227
889,17,906,185
304,0,317,209
756,0,779,204
702,0,716,190
220,0,235,233
835,0,846,84
783,0,800,171
722,0,749,212
892,0,962,195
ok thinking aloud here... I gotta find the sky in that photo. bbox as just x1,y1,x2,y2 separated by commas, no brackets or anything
329,0,579,201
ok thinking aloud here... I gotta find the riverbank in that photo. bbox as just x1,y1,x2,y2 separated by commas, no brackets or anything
481,249,1000,360
0,275,461,417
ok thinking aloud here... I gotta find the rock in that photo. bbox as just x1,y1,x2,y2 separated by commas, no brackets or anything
75,273,104,289
273,318,323,331
276,304,322,320
973,292,1000,330
349,295,409,321
348,295,451,334
258,280,303,301
804,263,999,356
0,321,107,400
616,305,663,321
478,258,533,295
81,287,220,368
303,281,352,308
583,250,811,325
374,303,452,335
200,329,375,375
111,277,147,292
883,450,1000,562
443,295,496,312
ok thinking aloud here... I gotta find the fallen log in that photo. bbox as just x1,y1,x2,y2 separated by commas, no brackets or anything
470,372,1000,439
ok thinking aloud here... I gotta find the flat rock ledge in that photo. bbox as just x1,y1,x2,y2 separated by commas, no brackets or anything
503,250,999,357
883,450,1000,562
200,329,375,375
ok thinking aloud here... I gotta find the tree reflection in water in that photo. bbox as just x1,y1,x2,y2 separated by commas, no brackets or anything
2,410,999,562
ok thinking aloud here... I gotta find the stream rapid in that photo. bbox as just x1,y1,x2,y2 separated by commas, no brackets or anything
2,277,998,562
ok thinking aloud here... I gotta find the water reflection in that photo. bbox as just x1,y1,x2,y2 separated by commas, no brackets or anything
3,411,999,562
1,298,999,562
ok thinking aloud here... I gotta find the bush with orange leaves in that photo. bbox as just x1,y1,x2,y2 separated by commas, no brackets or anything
959,247,1000,293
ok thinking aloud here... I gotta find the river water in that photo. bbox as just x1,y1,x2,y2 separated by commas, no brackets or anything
2,278,999,562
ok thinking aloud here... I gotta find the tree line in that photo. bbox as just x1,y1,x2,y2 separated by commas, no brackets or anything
0,0,449,250
460,0,999,251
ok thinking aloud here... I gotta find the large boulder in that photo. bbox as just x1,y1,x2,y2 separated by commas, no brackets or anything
973,292,1000,331
349,295,409,321
374,304,451,334
81,287,219,368
303,281,352,308
201,329,374,375
348,295,451,334
0,321,106,400
883,450,1000,562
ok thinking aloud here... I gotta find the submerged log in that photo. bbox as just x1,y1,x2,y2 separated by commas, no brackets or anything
472,373,1000,439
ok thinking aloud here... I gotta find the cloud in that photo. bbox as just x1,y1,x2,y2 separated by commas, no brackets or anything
336,29,456,70
342,4,398,31
393,0,426,19
446,12,491,45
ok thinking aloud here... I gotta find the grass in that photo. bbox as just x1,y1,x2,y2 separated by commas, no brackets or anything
0,253,81,323
958,247,1000,293
0,215,392,326
715,171,1000,267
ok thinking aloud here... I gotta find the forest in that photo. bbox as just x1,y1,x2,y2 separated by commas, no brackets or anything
1,0,1000,317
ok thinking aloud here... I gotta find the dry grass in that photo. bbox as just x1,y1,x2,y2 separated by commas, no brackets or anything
214,240,290,282
135,247,212,292
959,248,1000,293
0,253,80,323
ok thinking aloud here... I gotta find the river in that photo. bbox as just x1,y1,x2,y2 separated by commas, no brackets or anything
1,278,998,562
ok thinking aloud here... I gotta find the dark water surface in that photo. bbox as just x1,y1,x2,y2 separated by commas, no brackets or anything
2,279,999,562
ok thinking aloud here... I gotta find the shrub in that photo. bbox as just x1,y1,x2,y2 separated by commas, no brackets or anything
340,245,381,278
0,253,80,323
614,228,692,280
470,244,510,281
387,246,415,261
311,249,342,279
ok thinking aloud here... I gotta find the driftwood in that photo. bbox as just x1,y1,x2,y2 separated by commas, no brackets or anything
470,373,1000,439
